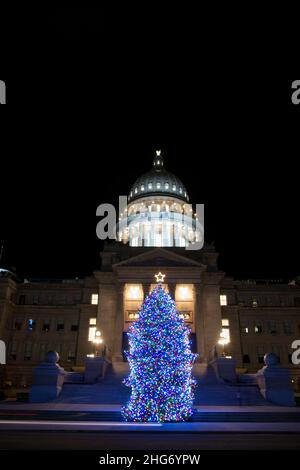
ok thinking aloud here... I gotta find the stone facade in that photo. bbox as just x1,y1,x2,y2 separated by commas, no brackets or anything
1,243,300,391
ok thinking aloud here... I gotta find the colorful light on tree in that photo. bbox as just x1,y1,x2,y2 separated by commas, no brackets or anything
122,283,197,422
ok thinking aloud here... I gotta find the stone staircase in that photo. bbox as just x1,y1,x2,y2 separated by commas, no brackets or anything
56,362,269,406
56,363,130,404
192,363,269,406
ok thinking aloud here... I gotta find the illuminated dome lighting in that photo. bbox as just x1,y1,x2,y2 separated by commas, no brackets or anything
128,150,189,203
118,150,203,248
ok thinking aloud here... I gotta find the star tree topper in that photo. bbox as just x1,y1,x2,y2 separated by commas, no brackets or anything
155,272,166,283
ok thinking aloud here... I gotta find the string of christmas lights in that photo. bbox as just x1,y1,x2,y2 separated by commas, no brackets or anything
122,284,197,422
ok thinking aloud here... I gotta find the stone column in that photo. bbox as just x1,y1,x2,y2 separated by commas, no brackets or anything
194,283,205,360
96,283,118,362
200,273,224,362
143,283,152,297
112,282,125,362
168,283,176,299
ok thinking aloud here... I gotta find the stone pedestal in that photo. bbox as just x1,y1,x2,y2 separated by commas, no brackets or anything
84,357,109,383
256,353,295,406
210,357,237,383
30,351,66,403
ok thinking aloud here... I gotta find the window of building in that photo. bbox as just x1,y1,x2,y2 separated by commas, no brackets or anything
148,183,153,190
24,342,32,361
128,311,140,321
91,294,99,305
32,295,39,305
39,344,47,361
56,320,65,332
165,183,169,190
270,348,280,363
141,185,145,192
156,182,161,189
13,319,22,331
179,311,192,321
67,349,76,362
268,321,277,334
135,187,138,194
222,319,230,327
176,284,193,301
126,284,143,301
252,298,258,308
71,322,79,332
88,327,97,342
243,354,250,364
241,326,249,334
42,320,50,332
283,321,292,335
294,297,300,307
257,346,265,364
179,187,183,194
172,185,177,192
27,319,36,332
254,324,263,334
9,342,17,361
220,295,227,306
18,295,26,305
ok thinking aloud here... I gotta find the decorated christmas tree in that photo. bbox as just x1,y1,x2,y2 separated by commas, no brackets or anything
122,276,197,422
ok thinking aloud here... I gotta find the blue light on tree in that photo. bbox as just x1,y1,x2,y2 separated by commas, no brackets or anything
122,282,197,422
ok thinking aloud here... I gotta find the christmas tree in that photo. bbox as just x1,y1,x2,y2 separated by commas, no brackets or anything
122,281,197,422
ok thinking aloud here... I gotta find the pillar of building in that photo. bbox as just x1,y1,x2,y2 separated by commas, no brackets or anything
194,283,205,360
168,283,176,299
112,282,125,362
200,273,224,362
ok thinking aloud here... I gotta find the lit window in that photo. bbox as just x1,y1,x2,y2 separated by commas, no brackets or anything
88,327,96,342
130,191,133,198
176,284,193,301
89,318,97,326
27,319,36,332
157,182,161,189
173,185,177,191
242,326,249,334
126,284,143,300
165,183,169,190
135,187,138,194
255,324,263,334
91,294,99,305
252,298,258,308
220,295,227,306
179,187,183,194
220,327,230,343
141,185,145,191
222,319,229,327
148,183,153,190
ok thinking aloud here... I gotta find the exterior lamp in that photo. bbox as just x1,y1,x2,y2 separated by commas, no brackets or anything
93,330,104,356
218,332,230,357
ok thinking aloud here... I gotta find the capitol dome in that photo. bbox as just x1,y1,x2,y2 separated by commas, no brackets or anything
118,150,202,248
129,151,189,203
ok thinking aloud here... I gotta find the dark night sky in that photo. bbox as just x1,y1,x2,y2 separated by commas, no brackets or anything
0,7,299,280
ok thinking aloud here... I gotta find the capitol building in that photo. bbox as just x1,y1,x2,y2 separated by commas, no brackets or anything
0,151,300,391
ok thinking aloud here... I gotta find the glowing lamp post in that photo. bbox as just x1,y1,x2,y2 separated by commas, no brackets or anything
93,330,103,357
218,333,230,357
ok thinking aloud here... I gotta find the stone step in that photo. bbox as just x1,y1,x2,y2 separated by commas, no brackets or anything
1,409,300,423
